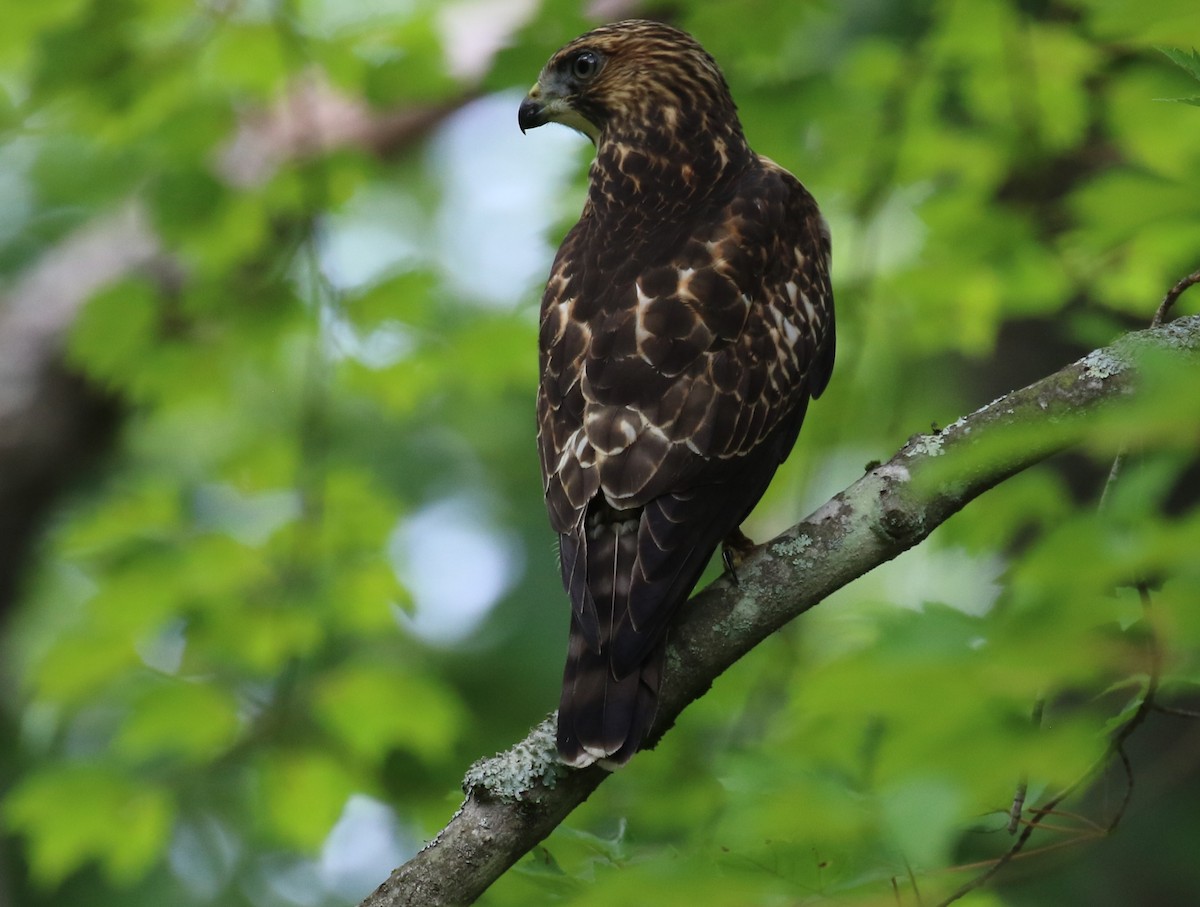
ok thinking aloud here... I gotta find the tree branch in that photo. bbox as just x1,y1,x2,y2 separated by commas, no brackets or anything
360,315,1200,907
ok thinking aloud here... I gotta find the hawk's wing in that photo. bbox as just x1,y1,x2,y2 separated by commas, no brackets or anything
539,157,834,764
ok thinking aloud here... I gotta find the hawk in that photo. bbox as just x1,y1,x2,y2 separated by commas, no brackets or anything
519,19,835,767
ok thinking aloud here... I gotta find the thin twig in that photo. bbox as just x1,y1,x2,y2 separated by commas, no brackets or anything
1102,584,1162,834
1009,819,1093,835
1096,452,1125,512
1152,268,1200,327
1006,780,1028,836
1152,703,1200,720
1036,807,1109,835
945,832,1102,874
904,856,923,906
1007,697,1045,833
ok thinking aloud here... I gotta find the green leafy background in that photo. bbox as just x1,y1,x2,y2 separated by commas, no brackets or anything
1,1,1199,905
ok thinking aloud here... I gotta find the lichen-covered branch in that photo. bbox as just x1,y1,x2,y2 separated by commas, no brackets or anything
360,315,1200,907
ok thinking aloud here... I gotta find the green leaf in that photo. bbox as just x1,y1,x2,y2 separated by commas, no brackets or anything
34,627,140,705
347,270,439,331
115,679,242,763
4,764,174,886
32,135,142,216
148,167,226,241
312,663,464,763
195,603,324,675
1101,683,1151,734
1157,46,1200,81
361,13,459,105
29,0,139,108
259,750,358,850
515,845,569,878
1154,47,1200,104
0,0,87,71
197,23,290,97
556,821,628,864
66,278,161,392
879,777,964,869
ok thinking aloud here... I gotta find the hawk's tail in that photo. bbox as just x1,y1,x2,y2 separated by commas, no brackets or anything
556,513,664,768
557,614,665,768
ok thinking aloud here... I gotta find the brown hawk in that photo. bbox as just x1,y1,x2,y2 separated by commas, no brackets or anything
519,19,835,767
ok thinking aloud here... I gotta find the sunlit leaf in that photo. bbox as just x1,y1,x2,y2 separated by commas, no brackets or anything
259,750,358,850
115,679,242,762
4,764,174,886
312,662,464,763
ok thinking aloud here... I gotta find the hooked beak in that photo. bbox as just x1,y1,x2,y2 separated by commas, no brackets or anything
518,79,599,142
518,84,548,134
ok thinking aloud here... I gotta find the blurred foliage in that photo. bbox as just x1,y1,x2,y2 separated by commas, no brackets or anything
0,1,1199,906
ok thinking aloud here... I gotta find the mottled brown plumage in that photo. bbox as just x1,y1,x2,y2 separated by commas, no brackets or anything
520,19,835,767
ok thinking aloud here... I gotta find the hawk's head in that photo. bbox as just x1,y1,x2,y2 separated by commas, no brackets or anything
518,19,743,148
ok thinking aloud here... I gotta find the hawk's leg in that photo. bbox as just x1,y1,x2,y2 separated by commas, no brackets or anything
721,527,757,586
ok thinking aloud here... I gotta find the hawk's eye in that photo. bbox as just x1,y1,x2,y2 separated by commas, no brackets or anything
570,51,600,81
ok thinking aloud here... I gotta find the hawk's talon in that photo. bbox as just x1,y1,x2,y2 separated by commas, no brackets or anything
721,528,756,586
722,547,741,586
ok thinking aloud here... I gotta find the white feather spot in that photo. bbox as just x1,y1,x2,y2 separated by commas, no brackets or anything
634,281,654,350
677,266,695,294
643,422,670,443
619,417,637,445
782,317,801,346
800,291,818,323
556,445,573,474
